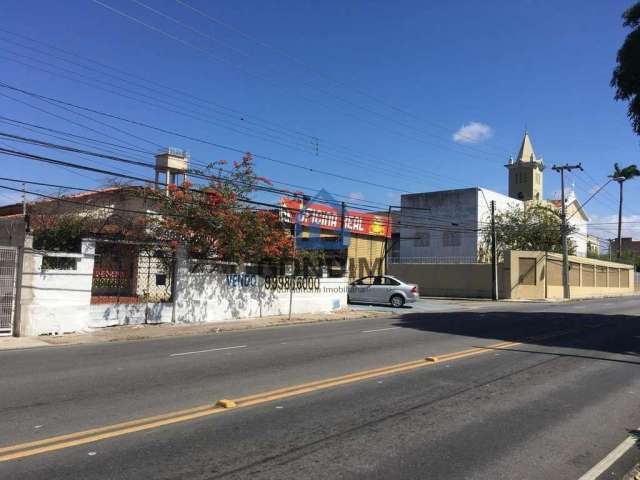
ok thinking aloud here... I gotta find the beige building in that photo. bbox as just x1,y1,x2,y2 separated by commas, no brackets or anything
506,132,544,201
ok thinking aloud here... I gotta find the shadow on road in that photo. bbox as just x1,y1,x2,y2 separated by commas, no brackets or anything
392,310,640,359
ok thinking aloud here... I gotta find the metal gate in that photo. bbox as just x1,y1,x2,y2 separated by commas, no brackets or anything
91,241,174,306
0,246,18,336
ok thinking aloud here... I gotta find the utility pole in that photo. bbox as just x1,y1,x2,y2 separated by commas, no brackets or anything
490,200,498,300
340,201,347,275
551,163,583,299
21,183,26,216
383,206,392,274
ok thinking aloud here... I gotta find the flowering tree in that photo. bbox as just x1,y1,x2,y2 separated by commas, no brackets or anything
149,152,293,264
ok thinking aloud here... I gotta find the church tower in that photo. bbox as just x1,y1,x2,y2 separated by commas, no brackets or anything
505,132,544,201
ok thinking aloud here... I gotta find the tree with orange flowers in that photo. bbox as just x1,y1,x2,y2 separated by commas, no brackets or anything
148,153,293,264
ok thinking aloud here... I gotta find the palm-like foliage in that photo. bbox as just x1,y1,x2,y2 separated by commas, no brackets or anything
611,3,640,135
610,163,640,259
611,162,640,181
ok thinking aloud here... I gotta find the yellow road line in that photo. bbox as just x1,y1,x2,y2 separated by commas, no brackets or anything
0,328,589,463
0,404,214,455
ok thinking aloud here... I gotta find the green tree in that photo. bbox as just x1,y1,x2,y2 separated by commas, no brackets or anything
480,204,575,261
610,162,640,259
148,153,293,264
611,2,640,135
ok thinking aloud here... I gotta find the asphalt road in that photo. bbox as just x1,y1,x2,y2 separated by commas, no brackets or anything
1,296,640,479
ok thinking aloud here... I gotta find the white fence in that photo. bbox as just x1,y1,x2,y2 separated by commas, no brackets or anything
17,240,348,336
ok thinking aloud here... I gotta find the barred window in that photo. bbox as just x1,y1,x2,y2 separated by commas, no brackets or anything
442,231,461,247
414,229,431,247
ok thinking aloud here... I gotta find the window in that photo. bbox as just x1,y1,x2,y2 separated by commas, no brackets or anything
41,256,77,271
414,229,430,247
382,277,400,286
354,276,374,286
442,231,461,247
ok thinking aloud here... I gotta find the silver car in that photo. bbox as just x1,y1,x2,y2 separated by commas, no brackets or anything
348,275,419,307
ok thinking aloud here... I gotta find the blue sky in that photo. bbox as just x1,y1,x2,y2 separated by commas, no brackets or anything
1,0,639,243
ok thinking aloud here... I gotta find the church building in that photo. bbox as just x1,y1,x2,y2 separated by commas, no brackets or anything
397,132,590,261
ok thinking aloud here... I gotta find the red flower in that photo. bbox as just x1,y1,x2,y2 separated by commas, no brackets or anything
182,179,192,190
256,176,273,186
218,159,228,165
168,183,178,192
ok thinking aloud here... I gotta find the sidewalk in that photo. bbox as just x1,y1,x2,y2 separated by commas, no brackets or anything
0,336,51,351
0,309,391,350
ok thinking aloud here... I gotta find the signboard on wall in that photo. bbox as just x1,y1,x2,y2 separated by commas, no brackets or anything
280,197,391,238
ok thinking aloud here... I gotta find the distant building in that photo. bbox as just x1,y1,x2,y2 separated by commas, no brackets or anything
399,187,520,261
587,235,601,256
611,237,640,256
398,132,592,260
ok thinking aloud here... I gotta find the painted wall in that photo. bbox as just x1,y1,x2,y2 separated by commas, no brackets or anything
19,240,95,336
399,188,522,261
400,188,480,260
476,188,523,254
388,262,497,298
389,250,634,300
503,250,635,299
173,252,347,323
18,241,346,335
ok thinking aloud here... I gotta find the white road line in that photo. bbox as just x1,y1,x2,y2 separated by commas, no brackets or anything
362,327,400,333
169,345,247,357
578,433,638,480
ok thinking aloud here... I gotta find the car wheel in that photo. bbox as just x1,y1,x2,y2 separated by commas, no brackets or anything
390,294,405,308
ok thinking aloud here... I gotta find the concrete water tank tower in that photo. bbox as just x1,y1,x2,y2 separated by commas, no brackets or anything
154,148,189,192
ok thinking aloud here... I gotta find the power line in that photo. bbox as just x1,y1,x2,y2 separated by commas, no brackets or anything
0,82,414,193
90,0,510,162
173,0,514,155
0,43,469,189
0,115,400,211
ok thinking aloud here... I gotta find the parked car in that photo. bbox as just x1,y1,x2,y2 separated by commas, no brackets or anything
348,275,418,307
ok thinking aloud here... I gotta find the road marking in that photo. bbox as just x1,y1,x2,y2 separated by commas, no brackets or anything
578,433,638,480
169,345,247,357
361,327,399,333
0,325,596,463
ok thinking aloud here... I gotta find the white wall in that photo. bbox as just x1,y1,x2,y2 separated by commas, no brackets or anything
173,255,347,323
400,188,480,260
18,241,347,335
568,218,588,257
20,240,95,336
89,302,173,328
399,188,522,261
476,188,523,252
